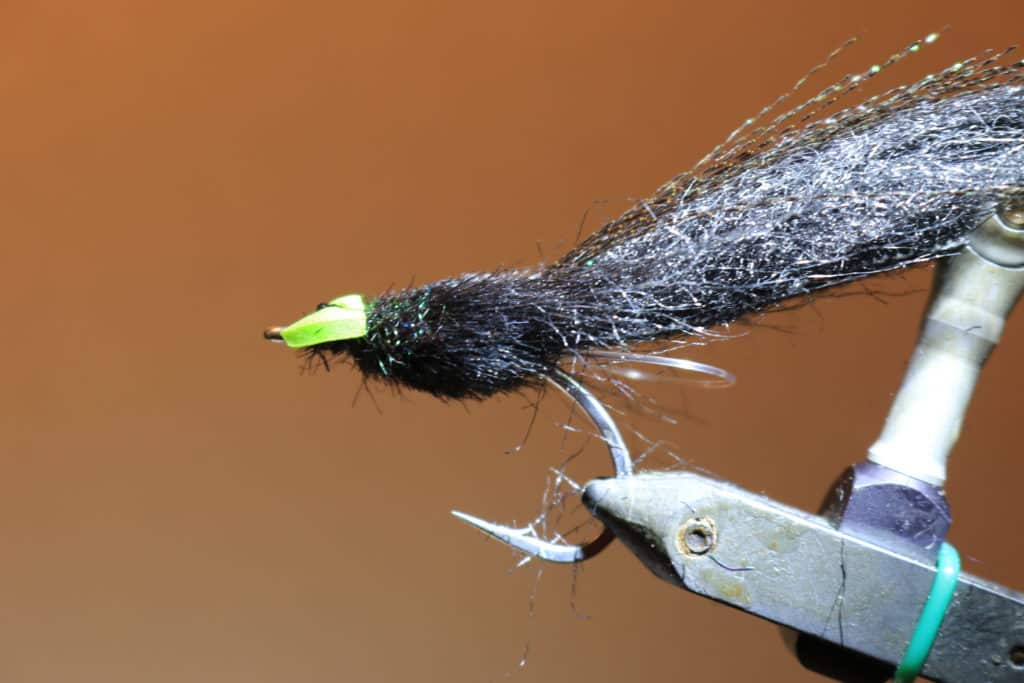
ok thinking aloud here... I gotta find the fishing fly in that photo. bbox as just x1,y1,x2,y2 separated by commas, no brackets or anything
263,33,1024,564
266,36,1024,406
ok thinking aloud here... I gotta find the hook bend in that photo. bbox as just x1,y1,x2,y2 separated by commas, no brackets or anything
451,368,632,563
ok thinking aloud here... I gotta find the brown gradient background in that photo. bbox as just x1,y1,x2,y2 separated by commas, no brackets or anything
2,2,1023,681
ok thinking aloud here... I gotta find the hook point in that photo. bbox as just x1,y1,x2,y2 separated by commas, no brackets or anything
451,369,632,564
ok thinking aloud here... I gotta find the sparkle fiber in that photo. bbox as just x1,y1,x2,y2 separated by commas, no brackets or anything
315,45,1024,399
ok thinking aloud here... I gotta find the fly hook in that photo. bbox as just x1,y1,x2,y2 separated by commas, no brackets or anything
451,368,633,563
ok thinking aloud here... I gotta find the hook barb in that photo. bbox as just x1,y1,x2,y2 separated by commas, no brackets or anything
452,368,632,563
450,510,617,562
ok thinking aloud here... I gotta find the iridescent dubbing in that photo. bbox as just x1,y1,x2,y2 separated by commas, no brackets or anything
317,43,1024,400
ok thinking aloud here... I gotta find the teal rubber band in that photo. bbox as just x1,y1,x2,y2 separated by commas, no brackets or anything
893,542,961,682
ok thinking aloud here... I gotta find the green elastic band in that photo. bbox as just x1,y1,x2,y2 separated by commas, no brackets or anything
893,542,961,683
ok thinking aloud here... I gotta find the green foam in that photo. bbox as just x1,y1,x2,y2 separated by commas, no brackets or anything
280,294,368,348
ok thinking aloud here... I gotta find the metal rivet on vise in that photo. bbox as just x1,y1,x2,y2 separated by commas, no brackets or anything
677,517,717,555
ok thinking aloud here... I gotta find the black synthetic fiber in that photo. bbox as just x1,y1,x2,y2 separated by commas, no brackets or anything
318,43,1024,400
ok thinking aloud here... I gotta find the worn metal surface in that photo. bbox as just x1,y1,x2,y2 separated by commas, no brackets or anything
584,472,1024,682
804,460,953,680
820,461,951,564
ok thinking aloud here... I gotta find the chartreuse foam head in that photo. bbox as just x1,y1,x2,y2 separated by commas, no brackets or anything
264,294,368,348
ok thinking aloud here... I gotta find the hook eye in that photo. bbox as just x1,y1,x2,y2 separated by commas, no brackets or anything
451,368,633,563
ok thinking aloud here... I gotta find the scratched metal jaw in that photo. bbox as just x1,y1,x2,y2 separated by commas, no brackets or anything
583,472,1024,682
453,210,1024,682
